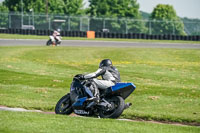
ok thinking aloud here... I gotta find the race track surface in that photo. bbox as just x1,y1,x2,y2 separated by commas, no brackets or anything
0,39,200,49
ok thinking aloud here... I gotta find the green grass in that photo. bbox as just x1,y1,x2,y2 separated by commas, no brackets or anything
0,111,199,133
0,46,200,125
0,33,200,44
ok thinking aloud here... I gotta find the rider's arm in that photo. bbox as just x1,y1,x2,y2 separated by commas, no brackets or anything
84,68,106,79
53,31,57,37
56,32,60,36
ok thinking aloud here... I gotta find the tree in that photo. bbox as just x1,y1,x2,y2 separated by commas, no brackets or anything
150,4,186,35
2,0,85,30
3,0,84,15
88,0,147,33
89,0,140,18
0,3,8,12
47,0,84,15
0,3,9,28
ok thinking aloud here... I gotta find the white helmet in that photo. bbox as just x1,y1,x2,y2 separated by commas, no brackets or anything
57,29,61,32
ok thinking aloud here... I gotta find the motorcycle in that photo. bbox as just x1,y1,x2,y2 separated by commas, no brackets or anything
55,74,136,118
46,36,61,46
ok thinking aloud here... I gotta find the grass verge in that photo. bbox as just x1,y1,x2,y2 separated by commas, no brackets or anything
0,111,199,133
0,46,199,124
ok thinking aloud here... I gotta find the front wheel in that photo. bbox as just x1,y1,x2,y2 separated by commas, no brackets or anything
46,39,52,46
55,93,73,115
99,96,125,118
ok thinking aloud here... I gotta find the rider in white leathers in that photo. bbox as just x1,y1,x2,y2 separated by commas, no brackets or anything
49,29,61,45
83,59,121,101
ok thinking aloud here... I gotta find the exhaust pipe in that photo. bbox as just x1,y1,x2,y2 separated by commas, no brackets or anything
124,103,132,110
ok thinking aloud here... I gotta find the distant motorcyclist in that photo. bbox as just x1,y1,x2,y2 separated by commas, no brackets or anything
83,59,121,101
49,29,61,46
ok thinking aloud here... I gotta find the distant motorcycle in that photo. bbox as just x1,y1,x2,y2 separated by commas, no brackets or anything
46,37,61,46
55,74,136,118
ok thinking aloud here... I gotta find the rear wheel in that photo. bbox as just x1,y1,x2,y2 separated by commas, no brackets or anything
56,40,61,45
99,96,125,118
55,93,73,115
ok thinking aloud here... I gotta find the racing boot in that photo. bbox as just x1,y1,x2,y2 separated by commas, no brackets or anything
53,41,56,46
93,83,100,103
87,81,100,103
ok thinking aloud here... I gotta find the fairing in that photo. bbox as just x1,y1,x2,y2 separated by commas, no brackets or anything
111,83,136,99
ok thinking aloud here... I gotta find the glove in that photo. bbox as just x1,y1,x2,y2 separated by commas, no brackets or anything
79,75,85,80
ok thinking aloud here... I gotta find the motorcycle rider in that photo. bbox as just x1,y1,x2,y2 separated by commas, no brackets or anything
83,59,121,102
49,29,61,46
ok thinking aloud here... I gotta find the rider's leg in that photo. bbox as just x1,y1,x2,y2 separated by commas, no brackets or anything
50,36,56,45
92,79,115,103
93,79,115,90
55,36,61,42
55,36,61,46
89,81,100,102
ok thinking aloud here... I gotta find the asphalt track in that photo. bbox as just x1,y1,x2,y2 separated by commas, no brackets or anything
0,39,200,49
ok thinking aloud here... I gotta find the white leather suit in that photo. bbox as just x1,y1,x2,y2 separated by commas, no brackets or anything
84,66,121,90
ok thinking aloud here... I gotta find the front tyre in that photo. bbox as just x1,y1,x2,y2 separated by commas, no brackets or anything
99,96,125,118
46,39,52,46
55,93,73,115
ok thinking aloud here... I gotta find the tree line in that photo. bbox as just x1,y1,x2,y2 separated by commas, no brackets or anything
0,0,186,35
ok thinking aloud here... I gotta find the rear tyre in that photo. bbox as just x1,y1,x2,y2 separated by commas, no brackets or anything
55,93,73,115
99,96,125,118
56,40,61,46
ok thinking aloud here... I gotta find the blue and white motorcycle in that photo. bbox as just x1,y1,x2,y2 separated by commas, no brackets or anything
55,74,136,118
